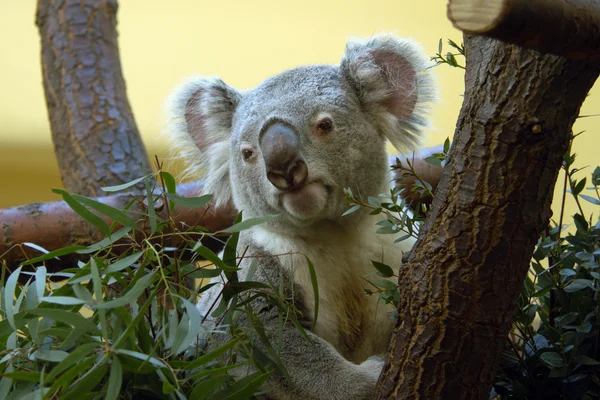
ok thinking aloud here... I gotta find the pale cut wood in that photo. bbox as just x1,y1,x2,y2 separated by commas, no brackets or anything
448,0,600,61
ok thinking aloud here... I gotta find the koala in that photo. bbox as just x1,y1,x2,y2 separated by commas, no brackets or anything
166,34,435,399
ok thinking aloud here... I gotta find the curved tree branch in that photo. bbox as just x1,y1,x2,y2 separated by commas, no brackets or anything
36,0,152,196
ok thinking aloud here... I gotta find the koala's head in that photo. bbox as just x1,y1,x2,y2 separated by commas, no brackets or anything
167,35,435,233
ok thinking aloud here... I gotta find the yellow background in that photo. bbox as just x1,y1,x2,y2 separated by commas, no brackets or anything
0,1,597,222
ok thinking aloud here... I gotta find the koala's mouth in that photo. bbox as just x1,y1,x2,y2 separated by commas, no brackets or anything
279,181,329,219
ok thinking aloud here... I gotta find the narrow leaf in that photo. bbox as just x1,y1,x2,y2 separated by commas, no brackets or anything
101,175,148,192
71,194,140,230
4,267,21,329
105,356,123,400
95,272,156,309
116,349,166,368
40,296,87,305
20,246,86,266
166,193,212,208
52,188,110,235
220,214,279,233
103,251,144,274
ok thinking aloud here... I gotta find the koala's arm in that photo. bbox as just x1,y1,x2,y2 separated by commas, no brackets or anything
236,253,382,400
257,304,383,400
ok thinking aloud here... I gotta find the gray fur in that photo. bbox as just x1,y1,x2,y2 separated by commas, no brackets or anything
166,34,435,399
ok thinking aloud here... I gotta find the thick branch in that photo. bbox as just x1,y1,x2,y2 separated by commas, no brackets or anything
36,0,152,196
448,0,600,61
0,181,236,271
377,36,599,398
0,153,441,271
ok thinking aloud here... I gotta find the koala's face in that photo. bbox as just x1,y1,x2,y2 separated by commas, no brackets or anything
167,35,434,232
227,66,388,227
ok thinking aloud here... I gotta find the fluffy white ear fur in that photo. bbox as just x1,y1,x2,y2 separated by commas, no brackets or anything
164,77,241,209
341,34,437,151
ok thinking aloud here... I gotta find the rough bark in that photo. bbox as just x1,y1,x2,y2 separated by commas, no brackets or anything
36,0,151,196
376,36,599,399
447,0,600,61
0,181,236,271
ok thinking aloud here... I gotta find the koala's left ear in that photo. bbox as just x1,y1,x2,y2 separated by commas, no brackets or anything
341,34,436,151
164,77,242,209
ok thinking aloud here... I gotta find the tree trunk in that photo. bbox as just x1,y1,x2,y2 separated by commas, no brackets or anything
36,0,151,196
376,35,599,399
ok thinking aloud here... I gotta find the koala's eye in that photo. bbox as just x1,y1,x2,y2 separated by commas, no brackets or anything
316,117,334,134
242,148,254,161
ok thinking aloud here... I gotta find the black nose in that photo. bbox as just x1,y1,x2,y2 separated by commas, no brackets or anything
260,123,308,190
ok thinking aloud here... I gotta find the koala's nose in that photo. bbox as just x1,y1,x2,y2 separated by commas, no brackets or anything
260,123,308,191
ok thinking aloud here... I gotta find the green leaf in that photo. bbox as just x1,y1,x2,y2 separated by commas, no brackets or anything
173,298,204,355
186,267,223,279
95,271,156,309
574,355,600,365
191,375,232,400
71,194,140,231
424,156,442,167
573,177,587,195
35,266,46,299
166,193,212,208
144,175,157,234
540,352,564,368
115,349,166,369
26,308,99,333
47,355,96,395
77,227,131,255
370,279,399,290
45,342,101,382
4,266,21,330
368,197,381,208
193,244,233,272
579,194,600,205
220,214,279,233
1,371,41,382
105,356,123,400
185,338,241,370
443,137,451,153
342,205,361,216
39,296,87,305
64,361,109,397
207,370,271,400
34,349,70,362
20,245,86,266
372,261,394,277
559,269,577,277
160,171,177,193
103,251,144,274
305,256,319,326
101,175,148,192
564,279,593,292
160,171,177,211
52,189,110,235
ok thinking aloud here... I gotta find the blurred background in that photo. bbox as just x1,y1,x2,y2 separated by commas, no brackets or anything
0,0,597,220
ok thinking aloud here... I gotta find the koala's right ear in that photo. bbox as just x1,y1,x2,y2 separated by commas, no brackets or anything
165,77,242,209
341,35,436,151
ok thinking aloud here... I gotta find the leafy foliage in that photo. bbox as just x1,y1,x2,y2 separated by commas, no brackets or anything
493,159,600,399
0,168,307,399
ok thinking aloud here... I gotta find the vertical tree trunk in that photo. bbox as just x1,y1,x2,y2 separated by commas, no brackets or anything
376,35,599,399
36,0,151,196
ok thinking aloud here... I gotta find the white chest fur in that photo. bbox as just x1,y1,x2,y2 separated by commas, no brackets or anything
250,221,414,363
